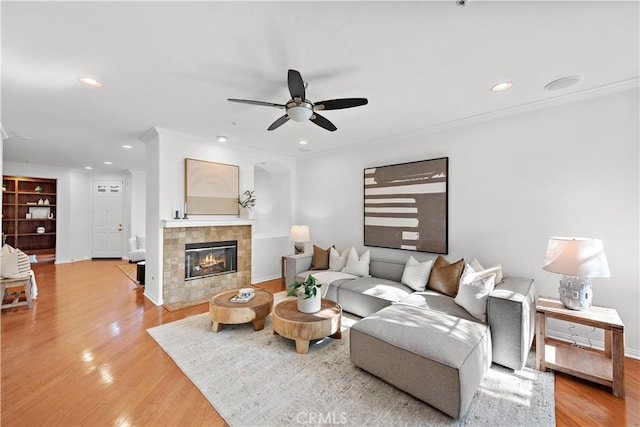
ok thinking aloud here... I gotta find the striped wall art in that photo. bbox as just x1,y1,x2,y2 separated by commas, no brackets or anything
364,157,448,253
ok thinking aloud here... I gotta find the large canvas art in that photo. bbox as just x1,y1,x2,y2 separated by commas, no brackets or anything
364,157,448,253
185,158,239,215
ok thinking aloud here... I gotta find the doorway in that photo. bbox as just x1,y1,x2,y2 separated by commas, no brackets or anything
91,180,124,258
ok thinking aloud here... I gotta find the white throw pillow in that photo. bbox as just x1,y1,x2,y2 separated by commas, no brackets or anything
400,256,434,291
128,237,137,252
16,249,31,275
329,247,350,272
341,248,370,277
467,258,503,284
136,235,146,250
455,272,496,322
1,244,19,278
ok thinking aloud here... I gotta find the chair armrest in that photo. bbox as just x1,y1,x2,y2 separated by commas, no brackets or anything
283,253,313,288
487,277,537,371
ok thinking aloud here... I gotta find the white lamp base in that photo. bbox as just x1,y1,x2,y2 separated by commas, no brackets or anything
559,275,592,310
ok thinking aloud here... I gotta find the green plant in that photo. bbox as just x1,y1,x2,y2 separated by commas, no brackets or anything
287,275,322,299
239,190,256,208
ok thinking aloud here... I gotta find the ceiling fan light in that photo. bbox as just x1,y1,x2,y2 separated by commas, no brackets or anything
287,105,313,122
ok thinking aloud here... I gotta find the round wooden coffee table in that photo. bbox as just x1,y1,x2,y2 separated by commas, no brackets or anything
209,288,274,333
272,298,342,354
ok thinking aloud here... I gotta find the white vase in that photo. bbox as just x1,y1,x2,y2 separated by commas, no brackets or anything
240,207,254,219
297,290,321,313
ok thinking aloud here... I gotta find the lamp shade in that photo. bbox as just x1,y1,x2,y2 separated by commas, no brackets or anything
542,237,610,278
290,225,310,242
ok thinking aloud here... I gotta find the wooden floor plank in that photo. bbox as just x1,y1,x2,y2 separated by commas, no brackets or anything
1,259,638,426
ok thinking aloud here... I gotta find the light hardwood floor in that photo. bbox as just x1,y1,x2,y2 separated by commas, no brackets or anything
2,259,638,426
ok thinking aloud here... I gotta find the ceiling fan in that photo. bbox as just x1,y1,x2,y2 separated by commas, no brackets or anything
228,69,368,132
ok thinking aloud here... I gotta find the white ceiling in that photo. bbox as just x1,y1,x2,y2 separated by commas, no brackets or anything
2,1,638,172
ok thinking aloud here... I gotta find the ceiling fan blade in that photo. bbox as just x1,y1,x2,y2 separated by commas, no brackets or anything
314,98,368,111
310,113,337,132
227,98,285,109
287,69,306,100
267,114,290,131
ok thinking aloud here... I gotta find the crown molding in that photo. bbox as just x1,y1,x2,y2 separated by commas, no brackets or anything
400,77,640,140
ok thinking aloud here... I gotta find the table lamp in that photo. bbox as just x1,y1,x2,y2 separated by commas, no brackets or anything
290,225,310,254
542,237,610,310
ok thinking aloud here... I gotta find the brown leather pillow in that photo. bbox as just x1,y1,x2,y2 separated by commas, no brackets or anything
426,255,465,297
311,245,332,270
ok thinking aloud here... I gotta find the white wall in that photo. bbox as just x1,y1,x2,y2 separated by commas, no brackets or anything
295,89,640,356
142,128,296,304
129,170,146,238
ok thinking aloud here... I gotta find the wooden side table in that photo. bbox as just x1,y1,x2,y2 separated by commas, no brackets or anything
535,296,625,397
209,289,274,333
272,298,342,354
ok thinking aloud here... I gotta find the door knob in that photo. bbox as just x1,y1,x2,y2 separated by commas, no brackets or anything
117,224,123,231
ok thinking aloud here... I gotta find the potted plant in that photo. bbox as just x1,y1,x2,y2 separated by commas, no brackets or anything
287,275,322,313
238,190,256,219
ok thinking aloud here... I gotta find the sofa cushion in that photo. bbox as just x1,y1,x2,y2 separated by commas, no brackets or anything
342,248,370,277
454,272,496,322
350,303,491,418
398,290,479,323
427,255,464,297
136,235,146,249
400,256,433,291
468,258,503,284
329,247,350,271
311,245,332,270
337,277,413,317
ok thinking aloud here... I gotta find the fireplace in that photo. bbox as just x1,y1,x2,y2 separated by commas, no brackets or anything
185,240,237,280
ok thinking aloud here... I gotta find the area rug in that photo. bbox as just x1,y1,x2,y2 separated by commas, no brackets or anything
116,263,138,285
148,310,555,427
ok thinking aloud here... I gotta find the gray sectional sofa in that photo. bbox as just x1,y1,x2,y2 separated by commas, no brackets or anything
284,253,536,418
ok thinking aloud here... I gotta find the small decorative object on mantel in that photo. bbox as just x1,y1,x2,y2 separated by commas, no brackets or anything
288,275,322,313
238,190,256,219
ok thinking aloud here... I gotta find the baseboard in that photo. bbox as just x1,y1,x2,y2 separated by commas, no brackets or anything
252,274,281,284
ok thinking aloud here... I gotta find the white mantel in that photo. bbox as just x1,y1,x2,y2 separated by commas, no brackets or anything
162,218,256,228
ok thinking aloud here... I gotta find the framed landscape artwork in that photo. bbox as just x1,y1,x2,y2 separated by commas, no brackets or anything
185,158,239,215
364,157,448,254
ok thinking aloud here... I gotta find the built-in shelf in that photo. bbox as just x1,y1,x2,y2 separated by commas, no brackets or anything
2,175,57,256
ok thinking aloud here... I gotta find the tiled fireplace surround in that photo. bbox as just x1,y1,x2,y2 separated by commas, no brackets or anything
163,224,251,306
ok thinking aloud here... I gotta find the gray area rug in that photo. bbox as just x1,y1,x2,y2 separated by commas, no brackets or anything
148,309,555,426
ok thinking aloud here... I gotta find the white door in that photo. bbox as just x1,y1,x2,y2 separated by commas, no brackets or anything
92,180,124,258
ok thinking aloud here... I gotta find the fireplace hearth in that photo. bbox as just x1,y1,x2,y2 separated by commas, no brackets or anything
185,240,237,280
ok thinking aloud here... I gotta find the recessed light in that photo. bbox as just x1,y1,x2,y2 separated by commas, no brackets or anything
85,166,93,170
104,161,113,165
491,81,512,92
299,140,308,145
78,77,103,88
121,144,133,149
216,136,228,143
545,76,582,91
